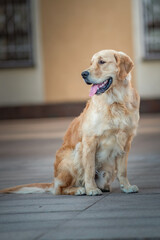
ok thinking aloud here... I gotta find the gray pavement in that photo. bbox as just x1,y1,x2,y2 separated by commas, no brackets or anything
0,115,160,240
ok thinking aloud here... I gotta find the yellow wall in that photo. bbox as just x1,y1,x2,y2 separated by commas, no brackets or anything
40,0,134,103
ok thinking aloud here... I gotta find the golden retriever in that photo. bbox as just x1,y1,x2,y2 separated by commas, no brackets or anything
0,50,140,195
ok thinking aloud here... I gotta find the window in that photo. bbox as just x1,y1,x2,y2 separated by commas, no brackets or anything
142,0,160,60
0,0,33,68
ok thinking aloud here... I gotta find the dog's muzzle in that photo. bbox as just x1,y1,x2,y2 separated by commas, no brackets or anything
81,71,92,85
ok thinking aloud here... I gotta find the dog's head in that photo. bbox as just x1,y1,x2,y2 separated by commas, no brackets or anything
81,50,133,97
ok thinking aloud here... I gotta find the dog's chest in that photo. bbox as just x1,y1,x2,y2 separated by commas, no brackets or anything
86,106,136,137
84,104,138,166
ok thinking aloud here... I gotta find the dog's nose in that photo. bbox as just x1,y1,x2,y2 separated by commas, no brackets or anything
81,71,89,79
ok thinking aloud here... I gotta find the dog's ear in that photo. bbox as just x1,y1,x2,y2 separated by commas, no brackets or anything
114,52,134,80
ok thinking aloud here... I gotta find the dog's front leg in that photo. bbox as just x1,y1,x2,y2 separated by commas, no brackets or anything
117,139,139,193
82,136,102,196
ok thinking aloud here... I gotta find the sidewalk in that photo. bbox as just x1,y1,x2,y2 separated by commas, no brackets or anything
0,115,160,240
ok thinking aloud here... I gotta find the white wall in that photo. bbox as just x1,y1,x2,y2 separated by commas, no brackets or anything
132,0,160,99
0,0,44,106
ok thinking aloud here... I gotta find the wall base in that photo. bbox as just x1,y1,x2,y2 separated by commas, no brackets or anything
0,99,159,120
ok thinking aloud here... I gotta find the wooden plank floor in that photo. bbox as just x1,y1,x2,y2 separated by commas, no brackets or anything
0,115,160,240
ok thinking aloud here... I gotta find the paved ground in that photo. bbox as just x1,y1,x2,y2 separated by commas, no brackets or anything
0,115,160,240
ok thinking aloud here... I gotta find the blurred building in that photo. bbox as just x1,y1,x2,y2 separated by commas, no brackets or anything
0,0,160,119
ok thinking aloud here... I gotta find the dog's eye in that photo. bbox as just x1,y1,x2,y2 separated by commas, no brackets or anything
99,60,106,64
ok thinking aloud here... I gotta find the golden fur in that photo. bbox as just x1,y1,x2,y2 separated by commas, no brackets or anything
0,50,140,195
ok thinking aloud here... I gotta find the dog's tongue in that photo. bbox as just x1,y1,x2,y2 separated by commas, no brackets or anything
89,84,99,97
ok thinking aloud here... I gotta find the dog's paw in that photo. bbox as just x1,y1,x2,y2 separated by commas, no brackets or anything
121,184,139,193
75,187,86,196
86,188,102,196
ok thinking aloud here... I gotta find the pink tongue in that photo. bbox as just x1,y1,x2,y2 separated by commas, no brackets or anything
89,84,99,97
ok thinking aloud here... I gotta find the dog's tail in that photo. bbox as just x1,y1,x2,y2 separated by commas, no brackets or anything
0,183,54,194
